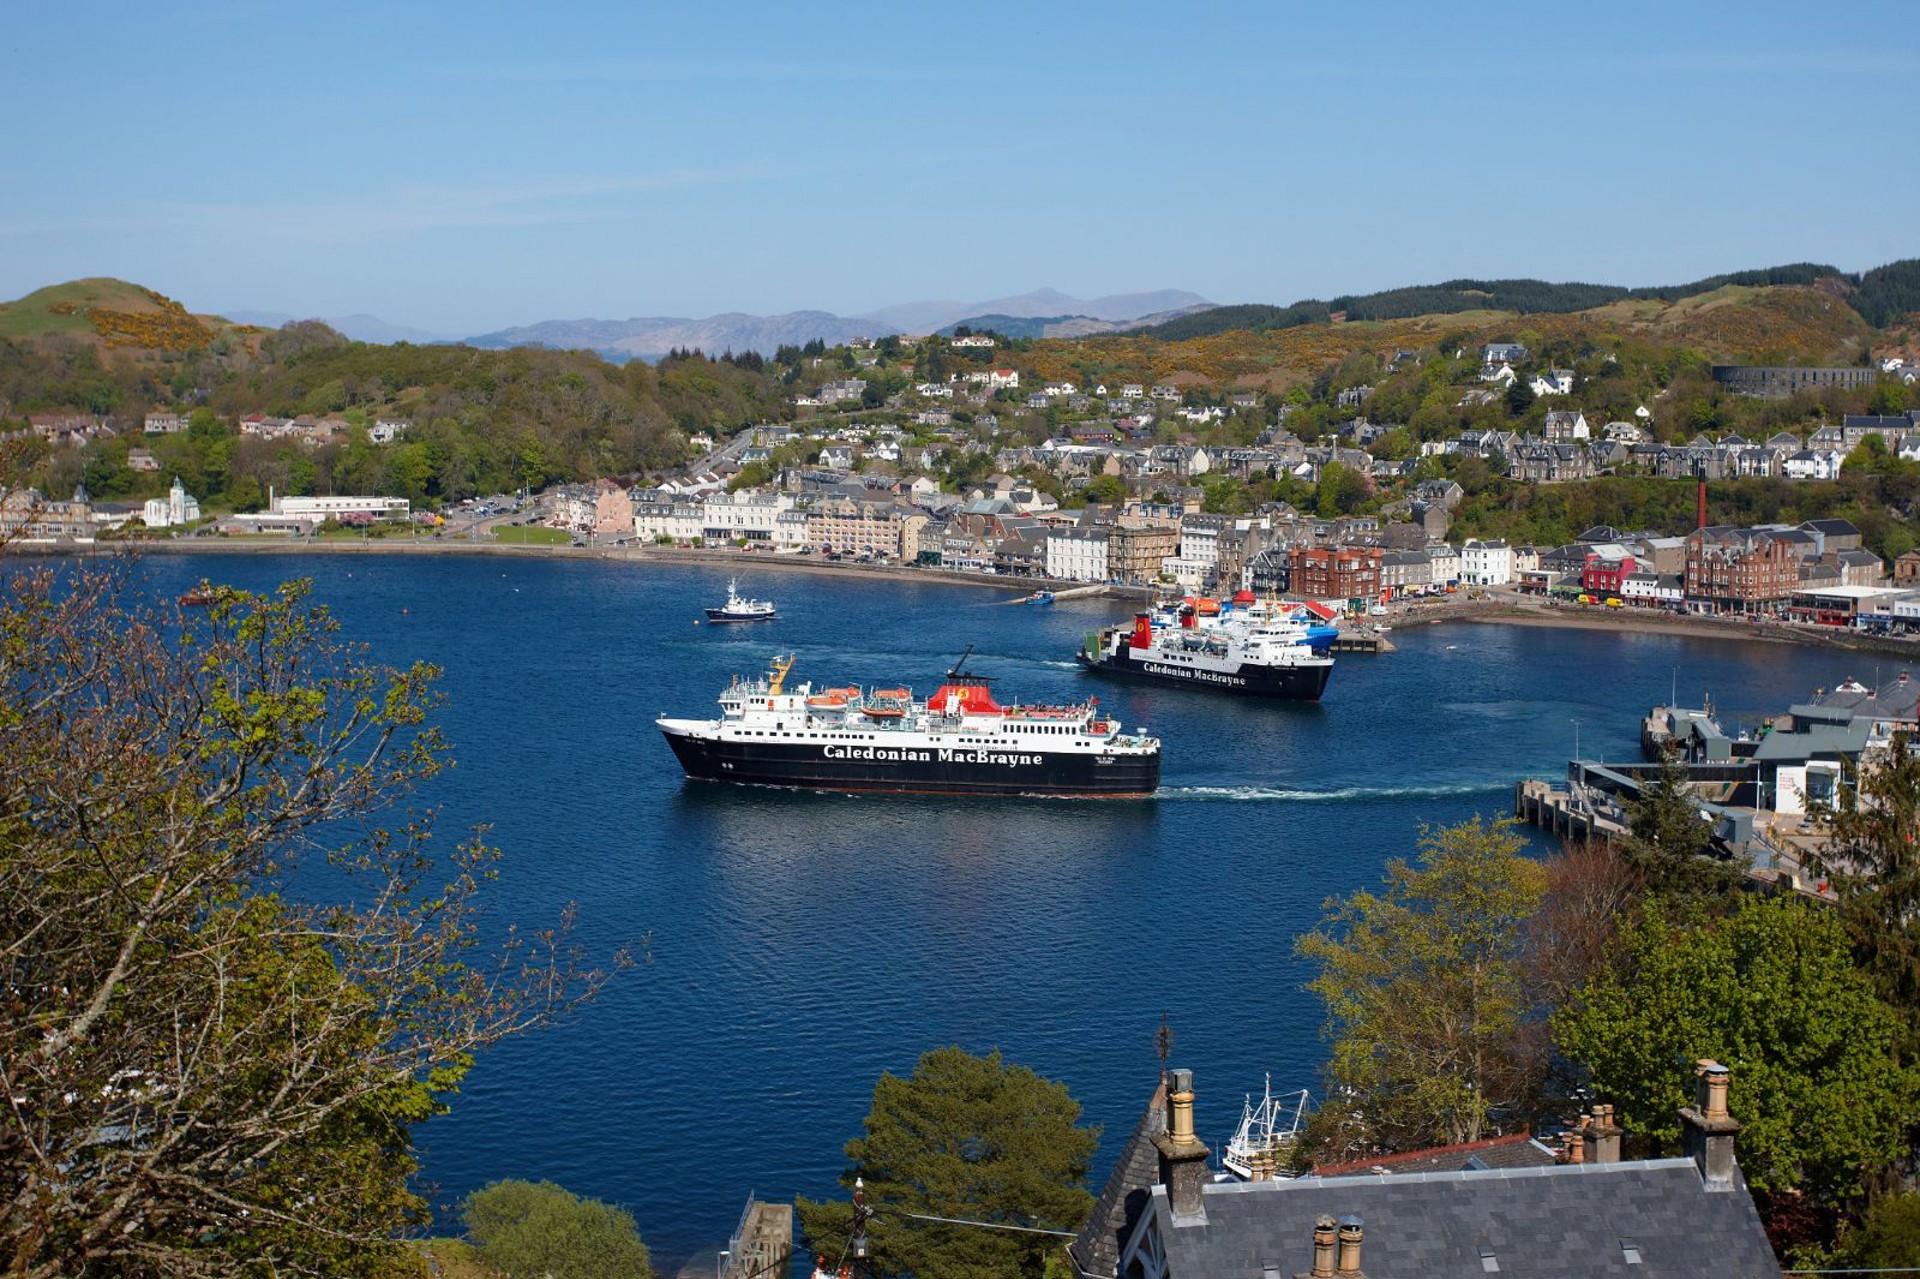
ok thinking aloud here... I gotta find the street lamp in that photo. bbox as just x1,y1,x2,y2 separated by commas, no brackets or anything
1571,716,1583,762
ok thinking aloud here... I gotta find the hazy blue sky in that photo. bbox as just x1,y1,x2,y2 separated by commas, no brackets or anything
5,0,1915,333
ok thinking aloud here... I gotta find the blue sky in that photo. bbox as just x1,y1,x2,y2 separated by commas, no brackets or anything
5,0,1915,333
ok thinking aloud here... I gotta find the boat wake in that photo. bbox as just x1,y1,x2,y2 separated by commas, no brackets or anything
1158,781,1504,803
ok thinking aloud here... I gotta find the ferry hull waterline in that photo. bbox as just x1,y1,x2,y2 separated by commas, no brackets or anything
1077,645,1333,699
658,650,1162,799
659,731,1161,797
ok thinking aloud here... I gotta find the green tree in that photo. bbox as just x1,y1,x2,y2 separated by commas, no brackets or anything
1813,734,1920,1023
227,472,266,512
1313,460,1369,517
795,1047,1098,1279
1868,378,1912,416
729,460,773,491
1552,897,1920,1197
0,566,615,1279
1081,474,1126,505
462,1180,654,1279
1296,817,1547,1151
1618,745,1742,900
1841,1193,1920,1268
1505,377,1536,416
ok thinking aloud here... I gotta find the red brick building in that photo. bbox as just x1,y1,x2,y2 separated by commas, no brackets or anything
1685,529,1799,614
1290,546,1382,602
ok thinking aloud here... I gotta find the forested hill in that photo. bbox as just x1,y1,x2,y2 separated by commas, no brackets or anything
1135,259,1920,341
0,308,791,503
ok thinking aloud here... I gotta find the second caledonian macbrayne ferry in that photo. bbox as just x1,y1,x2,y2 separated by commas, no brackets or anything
657,650,1161,797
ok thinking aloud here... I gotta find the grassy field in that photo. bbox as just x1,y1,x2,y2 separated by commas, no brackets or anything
317,525,420,542
490,524,573,546
0,279,150,338
0,276,241,348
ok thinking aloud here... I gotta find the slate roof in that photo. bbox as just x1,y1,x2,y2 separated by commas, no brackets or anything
1813,677,1920,723
1135,1158,1778,1279
1070,1082,1166,1278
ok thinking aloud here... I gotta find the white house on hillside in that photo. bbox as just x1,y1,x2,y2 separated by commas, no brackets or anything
1529,368,1576,397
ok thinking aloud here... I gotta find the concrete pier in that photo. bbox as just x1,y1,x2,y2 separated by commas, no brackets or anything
1513,777,1627,843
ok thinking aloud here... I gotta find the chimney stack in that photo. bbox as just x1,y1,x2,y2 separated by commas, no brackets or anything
1309,1216,1338,1279
1679,1060,1742,1190
1152,1068,1212,1224
1583,1103,1624,1164
1335,1215,1366,1278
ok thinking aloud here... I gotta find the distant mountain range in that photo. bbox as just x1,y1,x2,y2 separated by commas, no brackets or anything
219,288,1216,361
463,310,889,362
460,288,1214,361
932,305,1218,341
857,288,1211,336
221,310,453,345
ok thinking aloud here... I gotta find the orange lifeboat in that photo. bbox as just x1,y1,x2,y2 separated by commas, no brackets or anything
806,691,849,708
863,687,911,718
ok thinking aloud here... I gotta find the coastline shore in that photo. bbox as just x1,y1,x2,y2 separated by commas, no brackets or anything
15,536,1920,662
8,536,1115,595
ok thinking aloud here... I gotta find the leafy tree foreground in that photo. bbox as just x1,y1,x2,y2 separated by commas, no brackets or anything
461,1180,653,1279
798,1046,1098,1279
0,561,619,1278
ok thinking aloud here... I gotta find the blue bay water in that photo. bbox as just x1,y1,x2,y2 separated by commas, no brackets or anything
116,554,1869,1269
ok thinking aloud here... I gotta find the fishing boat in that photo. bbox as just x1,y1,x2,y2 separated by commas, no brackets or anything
705,578,776,623
178,580,217,607
658,648,1161,798
1221,1078,1310,1181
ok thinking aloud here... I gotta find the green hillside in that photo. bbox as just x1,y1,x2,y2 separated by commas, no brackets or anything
0,277,247,351
1134,258,1920,342
0,278,154,339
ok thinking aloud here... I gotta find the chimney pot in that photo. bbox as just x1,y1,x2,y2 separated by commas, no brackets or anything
1310,1215,1338,1279
1168,1068,1197,1144
1335,1216,1365,1277
1154,1066,1211,1224
1681,1061,1742,1190
1584,1104,1624,1164
1698,1061,1730,1121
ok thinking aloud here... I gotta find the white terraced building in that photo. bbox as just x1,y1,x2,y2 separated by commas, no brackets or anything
1459,538,1514,586
701,488,794,544
1046,526,1110,582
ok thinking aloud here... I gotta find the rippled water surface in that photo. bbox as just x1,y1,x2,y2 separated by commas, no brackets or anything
112,554,1866,1268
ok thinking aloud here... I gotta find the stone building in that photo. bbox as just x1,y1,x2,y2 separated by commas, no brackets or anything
1291,546,1382,602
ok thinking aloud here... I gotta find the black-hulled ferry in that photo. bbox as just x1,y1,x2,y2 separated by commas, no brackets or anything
657,652,1160,797
1080,598,1336,700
